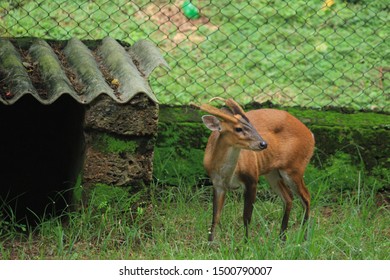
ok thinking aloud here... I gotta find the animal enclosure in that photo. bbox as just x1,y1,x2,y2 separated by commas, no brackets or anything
0,37,167,222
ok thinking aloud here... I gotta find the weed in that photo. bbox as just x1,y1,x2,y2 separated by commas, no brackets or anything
0,153,388,260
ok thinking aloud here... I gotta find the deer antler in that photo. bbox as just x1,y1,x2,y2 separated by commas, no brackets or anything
225,98,249,122
191,99,238,123
192,97,251,124
209,97,249,122
209,97,226,103
200,103,238,123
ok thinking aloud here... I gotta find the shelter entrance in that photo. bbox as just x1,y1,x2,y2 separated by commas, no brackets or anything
0,37,166,227
0,95,85,224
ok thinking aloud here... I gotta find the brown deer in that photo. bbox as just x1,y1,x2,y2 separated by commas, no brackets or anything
194,98,315,241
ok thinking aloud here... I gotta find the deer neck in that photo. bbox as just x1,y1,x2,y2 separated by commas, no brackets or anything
206,135,241,188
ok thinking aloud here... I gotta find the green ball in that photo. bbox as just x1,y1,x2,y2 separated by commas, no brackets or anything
182,0,200,19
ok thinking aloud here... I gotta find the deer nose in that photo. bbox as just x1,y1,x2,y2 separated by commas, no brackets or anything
259,141,267,150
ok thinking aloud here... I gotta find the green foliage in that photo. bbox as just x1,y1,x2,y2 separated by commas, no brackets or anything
322,152,365,191
72,173,83,203
1,161,389,259
154,117,209,185
1,0,388,111
89,183,141,214
307,152,388,202
153,147,206,186
1,155,389,259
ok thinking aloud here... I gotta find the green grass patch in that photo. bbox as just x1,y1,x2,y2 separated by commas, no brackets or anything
1,0,388,111
0,153,388,259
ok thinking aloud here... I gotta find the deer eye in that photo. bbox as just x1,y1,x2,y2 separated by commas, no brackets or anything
235,127,243,133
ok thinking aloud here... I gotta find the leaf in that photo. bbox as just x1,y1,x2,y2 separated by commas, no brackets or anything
321,0,335,11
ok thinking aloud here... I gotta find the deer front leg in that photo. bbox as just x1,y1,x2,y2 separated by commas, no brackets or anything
243,182,257,240
208,187,226,242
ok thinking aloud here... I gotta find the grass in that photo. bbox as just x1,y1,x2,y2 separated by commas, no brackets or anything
1,154,389,260
0,0,388,260
0,0,389,111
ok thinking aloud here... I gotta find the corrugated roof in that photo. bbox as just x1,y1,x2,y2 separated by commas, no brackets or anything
0,37,168,105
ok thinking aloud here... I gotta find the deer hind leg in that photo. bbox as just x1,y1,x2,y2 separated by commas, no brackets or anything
209,187,226,242
264,170,293,240
279,170,311,238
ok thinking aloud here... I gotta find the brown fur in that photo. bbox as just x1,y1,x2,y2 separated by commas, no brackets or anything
203,107,315,242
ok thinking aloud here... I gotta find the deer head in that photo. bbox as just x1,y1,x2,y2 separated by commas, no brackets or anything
195,98,267,151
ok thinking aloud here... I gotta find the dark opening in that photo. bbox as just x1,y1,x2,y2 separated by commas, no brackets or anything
0,95,85,225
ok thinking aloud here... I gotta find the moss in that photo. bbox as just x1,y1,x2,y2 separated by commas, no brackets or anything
156,122,208,150
159,105,390,131
93,133,138,154
156,106,389,186
311,125,389,170
159,105,202,123
154,118,209,185
285,107,390,129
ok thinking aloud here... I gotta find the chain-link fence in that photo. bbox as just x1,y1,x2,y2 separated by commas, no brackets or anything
1,0,389,111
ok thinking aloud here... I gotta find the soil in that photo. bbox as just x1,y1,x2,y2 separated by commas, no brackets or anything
136,0,218,49
52,42,85,94
19,48,47,97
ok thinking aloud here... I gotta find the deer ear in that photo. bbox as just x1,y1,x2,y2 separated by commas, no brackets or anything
202,115,221,131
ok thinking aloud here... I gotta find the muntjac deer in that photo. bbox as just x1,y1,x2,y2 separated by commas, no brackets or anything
195,98,315,242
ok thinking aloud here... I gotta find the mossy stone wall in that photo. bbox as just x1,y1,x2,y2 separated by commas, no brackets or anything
83,93,158,188
155,105,389,185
